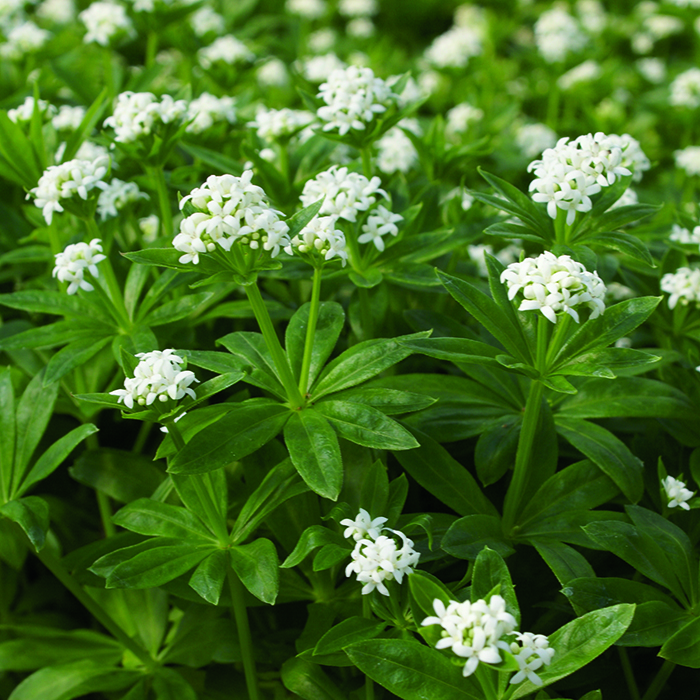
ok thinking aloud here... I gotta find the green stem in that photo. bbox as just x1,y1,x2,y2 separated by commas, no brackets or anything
103,48,115,104
619,648,641,700
358,287,373,340
642,660,675,700
362,596,375,700
535,314,549,372
35,547,156,671
361,147,373,179
227,565,261,700
245,282,304,408
298,266,323,397
279,141,290,185
544,313,571,367
145,31,158,69
147,166,173,239
97,491,116,538
133,421,152,454
546,79,560,130
554,210,566,245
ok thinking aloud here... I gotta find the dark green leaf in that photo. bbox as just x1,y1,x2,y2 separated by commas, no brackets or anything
230,537,279,604
471,546,520,624
112,498,217,541
281,525,347,569
314,617,386,656
189,549,228,605
660,617,700,667
44,335,112,386
442,515,514,560
399,336,501,367
280,656,347,700
0,496,49,551
331,385,437,415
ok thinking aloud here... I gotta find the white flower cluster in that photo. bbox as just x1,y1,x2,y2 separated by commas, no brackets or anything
79,1,134,46
198,35,254,69
110,349,198,409
446,102,483,136
257,58,289,88
29,155,110,224
670,68,700,109
534,7,587,64
286,0,325,19
606,133,650,182
52,104,86,131
338,0,375,17
424,25,482,69
285,215,348,266
507,632,557,686
97,178,148,219
528,133,632,225
660,267,700,309
670,223,700,247
190,6,223,36
515,123,558,160
8,96,56,124
0,21,50,58
36,0,76,24
300,52,346,82
674,146,700,176
52,238,106,295
358,205,403,251
557,59,601,91
342,509,419,596
139,214,160,241
501,251,607,324
316,65,397,136
662,475,695,510
376,124,419,175
174,171,290,264
247,107,313,141
104,91,188,143
186,93,236,134
637,57,666,84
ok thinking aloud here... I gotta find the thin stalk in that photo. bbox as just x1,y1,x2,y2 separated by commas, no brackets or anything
362,596,375,700
103,48,115,103
245,282,304,408
361,147,373,179
619,648,641,700
227,565,261,700
35,546,156,671
147,166,173,239
298,265,323,397
544,313,571,367
97,492,116,538
554,210,566,245
132,421,152,454
546,79,560,130
642,660,675,700
358,287,373,340
145,31,158,68
279,141,290,185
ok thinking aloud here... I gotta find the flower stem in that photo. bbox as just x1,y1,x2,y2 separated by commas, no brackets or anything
362,596,375,700
642,660,675,700
147,166,173,239
245,282,304,408
619,648,641,700
298,265,323,397
358,287,373,340
361,147,373,179
145,31,158,69
227,564,261,700
34,546,156,671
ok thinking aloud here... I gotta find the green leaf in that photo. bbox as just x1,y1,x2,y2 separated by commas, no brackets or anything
442,515,514,561
280,657,347,700
112,498,217,541
179,141,243,176
346,639,483,700
0,497,49,551
178,349,248,375
399,336,501,367
122,248,221,275
281,525,347,569
0,110,41,187
188,549,228,605
141,292,213,326
520,510,626,550
20,423,98,496
332,385,437,415
437,270,531,363
314,617,386,656
408,572,453,623
471,546,520,624
556,348,661,378
287,198,325,238
393,427,498,517
62,87,109,162
315,400,419,450
0,368,15,500
0,320,110,351
0,290,99,317
168,401,290,474
660,617,700,667
155,404,234,460
360,460,389,518
171,469,227,536
509,605,635,699
555,417,643,503
104,542,211,589
286,301,345,387
69,448,164,503
152,667,198,700
44,335,112,386
586,230,655,266
552,297,661,368
311,331,430,400
474,415,520,487
284,408,342,500
230,537,279,604
531,540,595,588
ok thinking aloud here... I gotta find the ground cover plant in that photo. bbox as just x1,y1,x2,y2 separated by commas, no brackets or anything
3,0,700,698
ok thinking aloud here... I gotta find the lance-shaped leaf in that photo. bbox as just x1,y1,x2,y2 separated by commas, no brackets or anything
0,496,49,551
281,525,348,569
229,537,279,604
314,617,386,657
0,290,100,317
398,336,502,367
112,499,218,541
189,549,228,605
471,546,520,625
122,248,222,275
442,515,515,560
660,617,700,667
44,335,112,386
140,292,213,326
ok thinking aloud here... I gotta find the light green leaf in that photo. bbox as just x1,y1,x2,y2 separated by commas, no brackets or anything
189,549,228,605
112,498,217,541
230,537,279,604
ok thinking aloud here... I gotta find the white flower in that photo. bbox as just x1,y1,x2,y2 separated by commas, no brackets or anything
0,21,51,59
576,0,606,33
29,156,110,224
139,214,160,242
299,52,346,82
52,105,86,131
103,91,188,143
257,58,289,87
358,205,403,251
285,215,348,266
36,0,76,23
316,65,397,136
247,106,313,141
528,133,632,225
660,267,700,309
186,93,236,134
79,1,134,46
637,58,666,84
446,102,483,136
52,238,106,295
345,530,420,596
338,0,376,17
174,171,290,264
515,123,557,160
425,25,482,69
501,251,606,324
606,282,635,302
110,349,198,409
189,6,223,36
97,178,148,219
662,475,695,511
670,68,700,109
286,0,325,19
347,18,374,38
8,96,56,124
508,632,555,686
557,60,601,91
670,224,700,247
534,7,586,63
300,166,387,222
376,124,419,175
340,508,388,541
198,35,254,68
674,146,700,176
